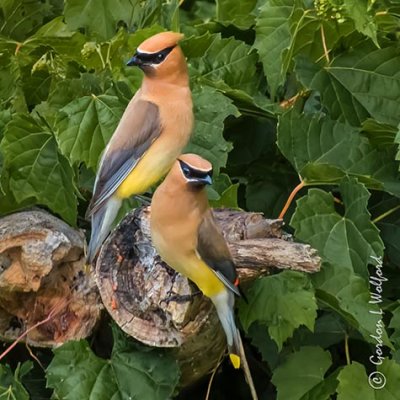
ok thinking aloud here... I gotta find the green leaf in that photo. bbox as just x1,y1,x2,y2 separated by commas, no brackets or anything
208,173,239,207
0,362,32,400
0,53,28,113
343,0,378,46
186,85,238,174
192,34,260,94
291,177,383,277
247,323,282,369
55,94,127,169
0,114,77,224
337,359,400,399
292,312,347,349
47,340,121,400
271,346,333,400
239,271,318,349
296,44,400,127
254,0,296,97
34,73,104,126
313,263,391,347
254,1,354,98
64,0,138,41
0,0,53,41
378,218,400,267
47,327,180,400
216,0,257,29
277,109,400,196
25,16,87,62
361,119,398,149
389,305,400,348
180,32,216,59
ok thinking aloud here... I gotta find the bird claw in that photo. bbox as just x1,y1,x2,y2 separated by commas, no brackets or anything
162,290,202,305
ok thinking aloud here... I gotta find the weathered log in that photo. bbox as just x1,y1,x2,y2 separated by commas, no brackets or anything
0,209,101,347
96,207,320,385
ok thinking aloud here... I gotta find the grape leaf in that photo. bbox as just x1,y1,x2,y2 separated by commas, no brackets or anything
291,177,384,277
0,114,77,224
55,94,127,169
313,264,391,347
343,0,378,46
239,270,318,350
296,44,400,127
271,346,333,400
216,0,257,29
254,0,295,97
64,0,138,41
277,108,400,197
0,362,32,400
47,326,180,400
186,85,239,174
337,359,400,399
0,0,53,41
191,34,260,95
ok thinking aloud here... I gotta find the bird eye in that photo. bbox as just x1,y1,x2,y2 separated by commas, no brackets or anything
182,165,191,177
157,53,165,61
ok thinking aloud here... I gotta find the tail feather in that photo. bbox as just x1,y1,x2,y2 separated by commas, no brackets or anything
212,289,241,369
212,288,259,399
87,197,121,263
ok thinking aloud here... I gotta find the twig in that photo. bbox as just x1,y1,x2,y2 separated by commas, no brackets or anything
278,180,305,220
25,342,45,371
239,337,258,400
0,298,70,361
205,352,224,400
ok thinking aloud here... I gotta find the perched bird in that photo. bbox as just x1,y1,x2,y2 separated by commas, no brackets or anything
150,154,242,369
87,31,193,262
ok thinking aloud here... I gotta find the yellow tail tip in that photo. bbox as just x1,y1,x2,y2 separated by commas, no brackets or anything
229,354,241,369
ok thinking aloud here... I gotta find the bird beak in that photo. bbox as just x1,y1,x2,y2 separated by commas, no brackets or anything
188,174,212,187
126,54,142,67
202,174,213,185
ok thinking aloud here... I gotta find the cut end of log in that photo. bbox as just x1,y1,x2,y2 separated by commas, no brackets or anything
0,209,101,347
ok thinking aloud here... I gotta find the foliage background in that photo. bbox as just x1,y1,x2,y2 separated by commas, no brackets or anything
0,0,400,398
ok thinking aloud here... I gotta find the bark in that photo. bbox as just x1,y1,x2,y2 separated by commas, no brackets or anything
96,207,320,385
0,209,101,347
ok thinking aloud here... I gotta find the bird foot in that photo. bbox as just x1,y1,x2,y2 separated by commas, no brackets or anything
162,290,202,305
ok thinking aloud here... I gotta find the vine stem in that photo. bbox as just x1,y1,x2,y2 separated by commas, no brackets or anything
205,353,224,400
345,333,351,365
0,298,70,362
372,204,400,224
239,338,259,400
320,24,330,63
278,181,305,220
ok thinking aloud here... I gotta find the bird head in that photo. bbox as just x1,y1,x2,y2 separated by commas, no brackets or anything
126,31,186,81
176,154,213,189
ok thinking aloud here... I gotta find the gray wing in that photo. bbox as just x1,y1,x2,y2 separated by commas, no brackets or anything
87,99,161,216
197,210,240,296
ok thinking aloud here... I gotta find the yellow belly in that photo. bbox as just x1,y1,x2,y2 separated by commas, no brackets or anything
115,140,178,199
161,248,225,298
187,258,225,298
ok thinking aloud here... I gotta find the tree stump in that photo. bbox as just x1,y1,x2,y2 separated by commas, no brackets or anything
0,210,101,347
96,207,321,385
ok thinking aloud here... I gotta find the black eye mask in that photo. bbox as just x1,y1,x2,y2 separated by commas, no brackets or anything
135,45,176,65
178,160,213,180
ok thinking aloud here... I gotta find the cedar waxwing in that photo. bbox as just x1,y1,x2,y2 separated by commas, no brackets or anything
87,31,193,262
150,154,242,369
